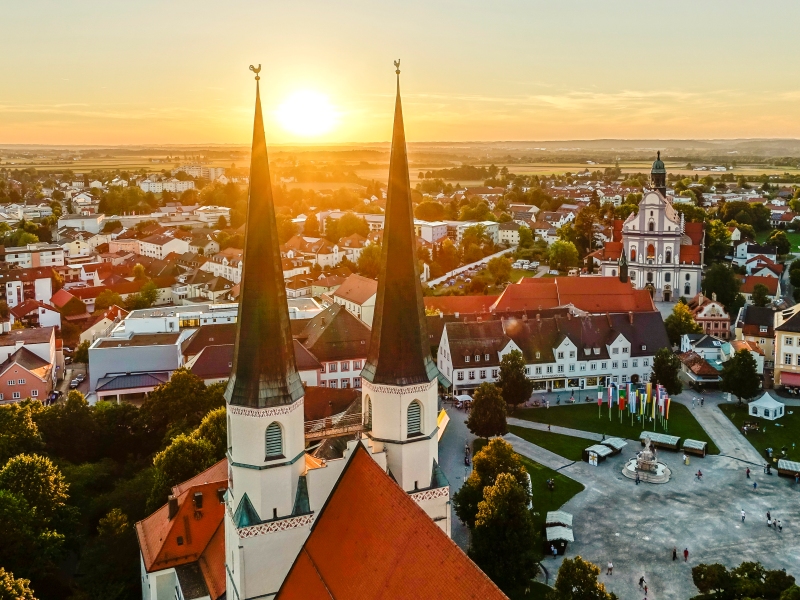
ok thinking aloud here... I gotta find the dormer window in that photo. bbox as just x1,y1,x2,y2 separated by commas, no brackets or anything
593,348,600,355
484,354,490,361
475,355,480,362
535,351,541,359
641,344,647,351
465,356,470,363
759,326,768,333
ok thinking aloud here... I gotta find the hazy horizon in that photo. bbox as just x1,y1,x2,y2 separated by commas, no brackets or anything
3,1,800,145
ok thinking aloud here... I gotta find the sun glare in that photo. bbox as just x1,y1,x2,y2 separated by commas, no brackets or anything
275,90,338,137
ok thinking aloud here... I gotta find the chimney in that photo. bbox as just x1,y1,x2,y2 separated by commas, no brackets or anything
628,311,633,324
455,312,459,319
536,312,541,322
697,291,704,305
168,495,179,519
712,292,717,302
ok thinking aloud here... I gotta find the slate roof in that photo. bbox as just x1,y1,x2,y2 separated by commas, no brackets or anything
361,79,438,387
295,304,370,363
225,80,304,408
276,444,506,600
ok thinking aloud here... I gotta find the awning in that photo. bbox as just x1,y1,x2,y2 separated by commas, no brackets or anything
546,526,574,542
780,371,800,387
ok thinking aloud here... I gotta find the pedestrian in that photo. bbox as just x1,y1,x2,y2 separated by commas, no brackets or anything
768,518,772,527
795,472,799,485
778,520,783,532
701,397,704,407
684,548,689,562
551,545,557,558
753,481,758,491
746,467,751,479
644,585,648,595
636,472,640,485
672,547,678,561
742,509,746,522
767,511,771,521
607,561,613,575
639,576,646,588
548,424,551,432
692,397,696,407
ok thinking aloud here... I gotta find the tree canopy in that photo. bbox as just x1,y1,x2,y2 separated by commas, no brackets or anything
720,349,761,404
548,240,579,270
650,348,683,397
702,263,744,315
550,556,617,600
664,302,702,345
497,349,534,410
467,383,508,439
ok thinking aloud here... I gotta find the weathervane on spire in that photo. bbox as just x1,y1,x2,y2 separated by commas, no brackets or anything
394,59,401,75
249,64,261,81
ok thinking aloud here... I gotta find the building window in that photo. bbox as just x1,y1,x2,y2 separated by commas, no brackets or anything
407,401,422,436
484,354,490,361
18,379,25,385
535,352,541,359
630,247,637,261
340,361,349,371
632,359,638,368
590,363,597,370
31,390,38,397
569,351,576,358
353,360,362,370
492,369,498,377
622,361,628,369
685,284,691,295
0,394,3,400
569,364,575,372
535,367,542,375
328,363,338,373
329,380,338,388
7,381,14,386
457,372,464,381
557,351,564,359
685,273,690,281
787,337,794,346
643,359,650,367
647,272,653,283
465,356,470,363
480,370,486,379
601,362,608,370
665,273,671,282
622,346,629,354
786,354,793,365
469,371,475,380
612,361,619,369
265,423,283,459
557,365,564,373
648,221,655,232
341,379,350,388
580,363,586,371
353,377,361,388
612,348,619,355
546,366,553,374
622,375,628,383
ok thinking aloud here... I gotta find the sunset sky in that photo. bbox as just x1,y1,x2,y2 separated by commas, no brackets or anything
3,0,800,145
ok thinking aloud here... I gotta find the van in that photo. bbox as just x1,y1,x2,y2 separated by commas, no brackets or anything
548,269,560,275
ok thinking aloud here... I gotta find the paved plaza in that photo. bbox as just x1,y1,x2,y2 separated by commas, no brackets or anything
439,390,800,599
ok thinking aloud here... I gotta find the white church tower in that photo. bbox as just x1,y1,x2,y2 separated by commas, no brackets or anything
223,67,312,600
360,62,451,534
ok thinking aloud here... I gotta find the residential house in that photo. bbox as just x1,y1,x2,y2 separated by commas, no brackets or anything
331,273,378,326
284,274,314,298
734,304,776,364
737,275,780,304
772,305,800,389
414,220,449,243
0,267,54,307
139,233,190,260
9,300,62,330
733,242,777,266
498,221,522,245
687,292,731,339
57,213,105,234
0,326,56,367
337,233,369,262
0,347,54,404
80,305,129,345
201,248,243,284
311,275,345,297
4,243,65,269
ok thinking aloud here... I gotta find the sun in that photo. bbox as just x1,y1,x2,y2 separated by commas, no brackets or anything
275,90,338,137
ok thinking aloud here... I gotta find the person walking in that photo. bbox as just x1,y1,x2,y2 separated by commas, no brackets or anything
701,397,704,407
607,562,613,575
684,548,689,562
548,424,551,432
778,520,783,532
746,467,751,479
753,481,758,491
692,397,696,408
551,545,557,558
767,510,771,522
742,509,746,522
639,576,646,588
672,547,678,561
636,472,640,485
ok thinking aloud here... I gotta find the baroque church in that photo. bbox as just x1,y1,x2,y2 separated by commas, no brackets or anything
590,154,705,302
136,66,506,600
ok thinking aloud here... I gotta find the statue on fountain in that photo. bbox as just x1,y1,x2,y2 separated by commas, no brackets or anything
637,437,658,473
622,436,672,483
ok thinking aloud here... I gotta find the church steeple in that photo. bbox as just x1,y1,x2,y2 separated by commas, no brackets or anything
361,61,439,386
651,150,667,197
225,66,304,408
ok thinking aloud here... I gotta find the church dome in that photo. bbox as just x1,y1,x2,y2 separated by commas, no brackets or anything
651,151,666,174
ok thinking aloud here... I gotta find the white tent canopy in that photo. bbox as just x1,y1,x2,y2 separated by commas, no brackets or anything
748,393,785,421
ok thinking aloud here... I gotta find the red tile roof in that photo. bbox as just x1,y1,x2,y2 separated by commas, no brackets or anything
738,275,779,295
491,277,653,313
303,387,360,421
679,245,701,265
684,221,704,245
333,274,378,305
9,299,57,319
50,288,75,309
276,444,506,600
423,295,500,315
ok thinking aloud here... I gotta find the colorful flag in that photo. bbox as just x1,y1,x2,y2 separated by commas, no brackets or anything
608,384,614,408
598,389,603,406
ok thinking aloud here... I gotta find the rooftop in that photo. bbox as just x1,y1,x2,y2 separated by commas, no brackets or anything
0,326,55,347
95,332,182,348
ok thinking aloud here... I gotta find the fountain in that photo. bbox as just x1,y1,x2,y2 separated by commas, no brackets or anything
622,436,671,483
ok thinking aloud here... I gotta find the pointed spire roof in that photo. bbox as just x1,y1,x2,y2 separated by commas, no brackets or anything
361,63,439,387
225,69,304,408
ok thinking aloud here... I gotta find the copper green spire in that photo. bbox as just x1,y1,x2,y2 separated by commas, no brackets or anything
225,67,304,407
361,62,439,386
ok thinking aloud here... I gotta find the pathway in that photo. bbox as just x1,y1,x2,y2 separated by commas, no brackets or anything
504,433,578,473
438,405,476,550
507,417,606,442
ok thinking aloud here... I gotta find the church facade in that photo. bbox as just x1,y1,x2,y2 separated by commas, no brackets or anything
590,154,704,302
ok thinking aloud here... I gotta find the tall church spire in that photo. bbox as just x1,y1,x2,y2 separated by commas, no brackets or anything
225,66,304,407
362,62,439,386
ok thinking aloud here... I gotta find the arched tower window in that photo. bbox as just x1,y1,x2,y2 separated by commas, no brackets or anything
647,244,656,259
407,401,422,437
630,247,636,261
648,220,655,232
265,422,283,459
365,397,372,429
227,414,232,453
665,249,672,263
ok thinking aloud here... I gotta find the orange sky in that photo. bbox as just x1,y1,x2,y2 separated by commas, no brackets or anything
2,1,800,145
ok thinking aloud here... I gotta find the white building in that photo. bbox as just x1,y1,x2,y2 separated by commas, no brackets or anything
139,180,164,193
331,274,377,327
138,233,190,260
4,243,65,269
57,213,105,234
414,220,448,243
194,205,231,225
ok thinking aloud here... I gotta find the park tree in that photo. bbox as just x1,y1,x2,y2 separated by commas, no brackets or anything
548,240,579,270
132,263,146,280
703,219,732,264
148,433,217,510
0,454,69,523
0,405,43,465
549,556,617,600
751,284,770,307
469,473,541,595
497,349,534,411
702,263,744,314
664,302,702,345
33,391,98,463
356,243,381,279
73,340,90,364
768,229,792,256
336,212,370,239
782,586,800,600
77,508,141,600
518,225,534,248
302,214,320,236
467,383,508,439
0,568,36,600
414,201,446,221
192,407,227,459
94,289,123,310
720,349,761,405
691,563,735,597
487,256,512,284
650,348,683,396
453,438,529,529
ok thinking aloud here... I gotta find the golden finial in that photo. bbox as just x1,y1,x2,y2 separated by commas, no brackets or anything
394,59,401,75
249,64,261,81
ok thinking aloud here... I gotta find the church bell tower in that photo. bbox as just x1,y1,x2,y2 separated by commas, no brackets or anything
651,151,667,197
360,61,450,534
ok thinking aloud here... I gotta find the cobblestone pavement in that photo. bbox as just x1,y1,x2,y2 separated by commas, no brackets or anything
438,405,476,550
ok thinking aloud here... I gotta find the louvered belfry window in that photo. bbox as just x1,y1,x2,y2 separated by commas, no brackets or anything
366,398,373,429
407,402,422,436
265,423,283,458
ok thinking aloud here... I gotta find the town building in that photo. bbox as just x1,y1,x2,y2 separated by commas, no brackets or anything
498,221,522,245
57,213,105,234
687,292,731,339
331,273,377,326
0,347,54,404
4,243,65,268
414,220,448,243
734,304,775,364
9,299,62,329
0,267,54,307
438,310,669,394
733,242,777,267
589,153,704,301
772,305,800,389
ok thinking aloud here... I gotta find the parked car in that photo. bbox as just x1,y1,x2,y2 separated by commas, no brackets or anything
531,261,540,267
548,269,560,275
76,373,85,383
69,379,79,389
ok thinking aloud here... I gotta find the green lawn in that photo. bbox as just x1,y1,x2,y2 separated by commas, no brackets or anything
509,581,553,600
755,229,800,254
511,267,540,282
719,403,800,463
507,425,589,461
514,402,720,455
